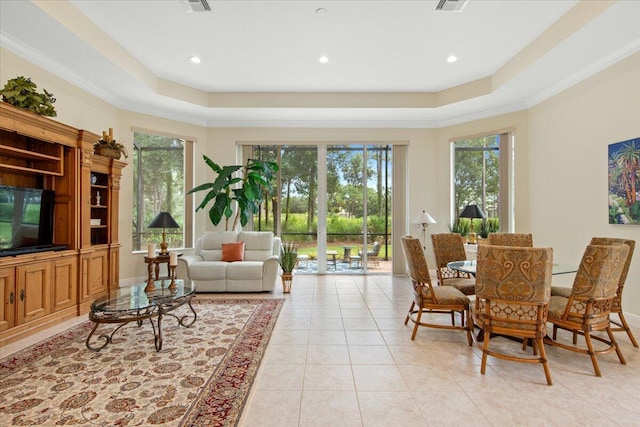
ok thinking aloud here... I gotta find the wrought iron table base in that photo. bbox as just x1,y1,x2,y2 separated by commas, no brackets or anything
86,296,197,352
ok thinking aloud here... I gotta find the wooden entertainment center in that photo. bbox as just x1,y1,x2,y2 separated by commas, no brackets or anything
0,102,125,346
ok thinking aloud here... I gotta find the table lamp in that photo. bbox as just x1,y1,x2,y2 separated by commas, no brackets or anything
413,210,437,250
148,212,180,254
459,204,486,244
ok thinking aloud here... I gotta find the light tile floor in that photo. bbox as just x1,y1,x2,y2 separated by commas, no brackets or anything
239,274,640,427
3,274,640,426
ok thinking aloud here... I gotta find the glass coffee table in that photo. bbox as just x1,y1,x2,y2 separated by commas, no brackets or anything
86,279,197,352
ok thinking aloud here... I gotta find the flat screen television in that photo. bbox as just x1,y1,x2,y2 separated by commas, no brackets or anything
0,185,63,257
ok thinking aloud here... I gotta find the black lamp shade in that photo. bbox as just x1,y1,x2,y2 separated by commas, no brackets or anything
459,204,486,219
148,212,180,229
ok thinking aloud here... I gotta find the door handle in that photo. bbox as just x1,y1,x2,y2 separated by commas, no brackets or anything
9,291,14,304
20,289,25,301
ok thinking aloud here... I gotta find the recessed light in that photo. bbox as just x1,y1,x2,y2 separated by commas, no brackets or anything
446,55,458,63
319,55,329,64
316,8,327,14
190,56,202,64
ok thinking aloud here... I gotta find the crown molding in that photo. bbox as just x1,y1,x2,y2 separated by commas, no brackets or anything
1,31,121,108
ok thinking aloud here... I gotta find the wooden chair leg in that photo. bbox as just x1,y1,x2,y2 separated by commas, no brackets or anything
405,302,415,325
617,312,639,347
552,325,558,340
480,330,490,375
537,337,553,386
465,310,473,346
411,309,422,340
583,331,601,377
606,326,627,365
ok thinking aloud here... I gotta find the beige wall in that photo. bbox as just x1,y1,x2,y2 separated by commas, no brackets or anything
528,52,640,316
2,47,639,320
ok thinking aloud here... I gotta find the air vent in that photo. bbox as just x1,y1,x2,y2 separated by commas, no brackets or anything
436,0,469,12
179,0,211,13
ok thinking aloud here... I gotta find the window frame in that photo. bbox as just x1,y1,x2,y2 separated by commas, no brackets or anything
131,128,194,252
451,131,513,231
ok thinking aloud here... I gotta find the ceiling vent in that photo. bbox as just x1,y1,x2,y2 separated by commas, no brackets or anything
179,0,211,13
436,0,469,12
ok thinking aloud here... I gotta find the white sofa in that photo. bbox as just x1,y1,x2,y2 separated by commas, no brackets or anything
179,231,281,292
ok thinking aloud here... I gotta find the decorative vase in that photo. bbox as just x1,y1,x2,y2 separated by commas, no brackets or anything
281,272,293,293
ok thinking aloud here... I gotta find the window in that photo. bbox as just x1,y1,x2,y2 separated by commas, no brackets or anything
132,130,193,251
249,144,394,274
453,132,513,230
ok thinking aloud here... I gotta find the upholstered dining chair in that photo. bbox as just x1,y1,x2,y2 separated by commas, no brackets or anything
487,233,533,247
473,244,554,385
551,237,637,347
401,236,473,344
544,243,630,377
431,233,475,295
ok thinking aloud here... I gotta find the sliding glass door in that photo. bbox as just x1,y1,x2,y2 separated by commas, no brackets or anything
252,143,392,274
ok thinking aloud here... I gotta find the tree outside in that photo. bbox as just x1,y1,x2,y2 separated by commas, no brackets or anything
252,144,392,261
454,135,500,222
132,132,185,251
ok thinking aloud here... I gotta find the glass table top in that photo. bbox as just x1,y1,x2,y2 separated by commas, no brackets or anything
91,279,196,313
447,260,577,276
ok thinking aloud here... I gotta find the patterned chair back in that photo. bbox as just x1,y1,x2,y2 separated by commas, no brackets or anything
474,244,554,384
487,233,533,247
401,236,432,285
431,233,470,280
589,237,635,302
571,244,629,300
564,244,630,326
476,244,553,305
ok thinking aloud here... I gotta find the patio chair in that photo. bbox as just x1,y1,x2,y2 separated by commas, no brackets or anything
358,240,381,268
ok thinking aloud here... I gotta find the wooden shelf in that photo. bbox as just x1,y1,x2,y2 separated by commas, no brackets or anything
0,143,64,176
0,102,126,347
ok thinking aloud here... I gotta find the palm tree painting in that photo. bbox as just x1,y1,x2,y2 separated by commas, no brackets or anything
609,138,640,224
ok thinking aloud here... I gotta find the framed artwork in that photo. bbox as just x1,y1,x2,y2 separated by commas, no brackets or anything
608,137,640,224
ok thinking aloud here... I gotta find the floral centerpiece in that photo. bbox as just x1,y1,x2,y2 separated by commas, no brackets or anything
94,128,128,159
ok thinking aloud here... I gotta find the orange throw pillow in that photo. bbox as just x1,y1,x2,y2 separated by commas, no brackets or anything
221,242,245,262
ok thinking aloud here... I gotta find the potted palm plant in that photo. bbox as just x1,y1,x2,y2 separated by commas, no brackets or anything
478,218,501,239
279,241,298,293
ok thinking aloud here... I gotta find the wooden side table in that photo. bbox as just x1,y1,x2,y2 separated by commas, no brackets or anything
144,252,182,280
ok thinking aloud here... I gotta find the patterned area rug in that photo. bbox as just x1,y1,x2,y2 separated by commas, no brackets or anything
0,298,282,426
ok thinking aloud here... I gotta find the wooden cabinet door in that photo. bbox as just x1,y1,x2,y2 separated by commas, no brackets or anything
52,256,77,312
16,262,51,324
88,250,109,297
0,267,16,332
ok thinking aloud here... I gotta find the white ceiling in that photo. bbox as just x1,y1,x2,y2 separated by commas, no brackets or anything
1,0,639,128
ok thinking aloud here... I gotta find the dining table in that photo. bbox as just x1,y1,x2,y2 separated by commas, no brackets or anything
447,260,577,276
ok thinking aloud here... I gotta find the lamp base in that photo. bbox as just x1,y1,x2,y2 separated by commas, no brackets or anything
160,229,168,254
467,232,478,245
